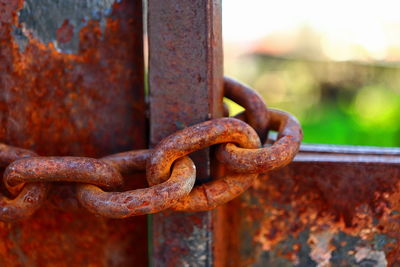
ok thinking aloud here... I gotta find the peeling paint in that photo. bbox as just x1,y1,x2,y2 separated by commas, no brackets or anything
15,0,117,53
12,26,28,52
183,224,211,267
308,230,335,267
355,246,387,267
151,211,213,267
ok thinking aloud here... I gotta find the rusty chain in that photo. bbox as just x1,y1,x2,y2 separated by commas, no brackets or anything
0,77,303,221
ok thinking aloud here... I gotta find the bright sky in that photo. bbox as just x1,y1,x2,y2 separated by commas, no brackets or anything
223,0,400,61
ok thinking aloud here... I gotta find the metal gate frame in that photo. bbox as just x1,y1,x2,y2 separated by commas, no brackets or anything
0,0,399,266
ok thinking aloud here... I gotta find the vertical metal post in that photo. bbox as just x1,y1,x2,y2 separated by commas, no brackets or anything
148,0,223,266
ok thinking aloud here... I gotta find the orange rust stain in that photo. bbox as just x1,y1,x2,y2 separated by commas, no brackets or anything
227,163,400,266
1,0,145,157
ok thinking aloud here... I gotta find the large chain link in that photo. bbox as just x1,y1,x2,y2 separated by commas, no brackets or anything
0,77,303,221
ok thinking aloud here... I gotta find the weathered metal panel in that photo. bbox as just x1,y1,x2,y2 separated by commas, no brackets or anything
226,144,400,266
147,0,223,266
0,0,147,266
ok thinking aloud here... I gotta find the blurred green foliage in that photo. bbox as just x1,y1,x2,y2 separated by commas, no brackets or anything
225,55,400,146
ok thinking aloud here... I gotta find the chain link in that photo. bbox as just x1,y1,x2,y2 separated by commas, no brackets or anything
0,145,48,221
218,109,302,174
0,77,303,220
4,157,124,195
77,156,196,218
224,77,269,140
147,118,261,212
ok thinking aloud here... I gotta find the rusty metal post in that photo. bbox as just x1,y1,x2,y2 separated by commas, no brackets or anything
147,0,223,265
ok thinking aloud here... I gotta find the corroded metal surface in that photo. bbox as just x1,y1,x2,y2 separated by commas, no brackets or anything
0,0,145,156
2,1,390,266
225,144,400,266
0,0,147,265
148,0,223,266
17,0,119,53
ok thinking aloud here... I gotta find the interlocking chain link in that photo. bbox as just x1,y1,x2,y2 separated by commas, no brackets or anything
0,77,303,221
77,156,196,218
219,109,302,174
147,118,261,212
0,145,48,222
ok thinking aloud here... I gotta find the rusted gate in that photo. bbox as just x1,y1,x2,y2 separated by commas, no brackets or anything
0,1,399,266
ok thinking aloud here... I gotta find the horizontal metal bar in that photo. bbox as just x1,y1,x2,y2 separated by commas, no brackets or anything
300,143,400,155
295,153,400,164
295,143,400,164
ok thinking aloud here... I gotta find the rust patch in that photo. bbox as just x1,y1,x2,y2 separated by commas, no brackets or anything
1,0,145,157
224,145,400,266
56,20,74,44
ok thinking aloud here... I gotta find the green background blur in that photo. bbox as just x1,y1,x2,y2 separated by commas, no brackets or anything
225,55,400,147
